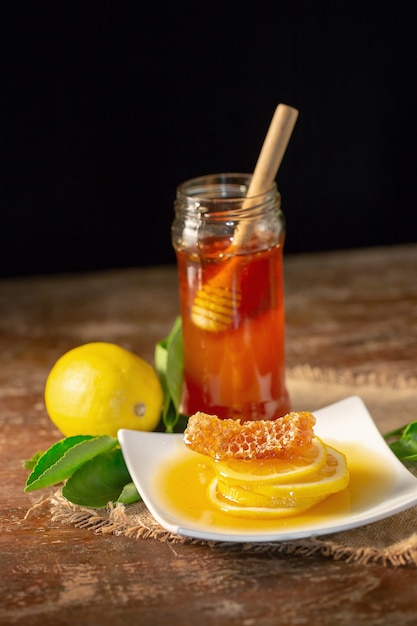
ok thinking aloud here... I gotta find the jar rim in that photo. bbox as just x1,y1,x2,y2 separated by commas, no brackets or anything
176,172,278,203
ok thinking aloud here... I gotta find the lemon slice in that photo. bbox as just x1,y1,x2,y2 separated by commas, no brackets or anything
254,446,349,500
213,437,327,486
216,478,325,509
208,445,349,519
208,478,326,519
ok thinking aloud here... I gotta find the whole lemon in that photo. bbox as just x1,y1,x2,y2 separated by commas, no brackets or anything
44,342,164,437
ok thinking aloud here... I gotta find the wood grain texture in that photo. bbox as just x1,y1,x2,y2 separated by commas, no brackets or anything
1,244,417,625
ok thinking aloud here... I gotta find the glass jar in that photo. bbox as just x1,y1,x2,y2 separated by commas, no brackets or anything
172,172,290,420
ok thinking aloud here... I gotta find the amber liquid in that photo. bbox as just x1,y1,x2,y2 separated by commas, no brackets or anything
155,441,396,533
176,240,290,420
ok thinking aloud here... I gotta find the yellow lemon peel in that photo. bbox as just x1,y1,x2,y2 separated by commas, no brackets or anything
45,342,163,437
207,444,349,519
208,479,327,519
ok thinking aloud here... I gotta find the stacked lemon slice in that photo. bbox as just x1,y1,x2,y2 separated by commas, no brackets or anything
183,411,350,520
208,437,349,518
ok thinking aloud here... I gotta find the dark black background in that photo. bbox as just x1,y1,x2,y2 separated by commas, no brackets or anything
2,1,416,278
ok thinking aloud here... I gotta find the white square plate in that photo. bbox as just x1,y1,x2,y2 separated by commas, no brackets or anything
118,396,417,542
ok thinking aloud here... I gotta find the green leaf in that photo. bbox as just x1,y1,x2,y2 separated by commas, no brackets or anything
23,317,186,506
403,422,417,442
23,451,44,470
385,420,417,462
24,435,118,492
384,425,407,440
117,481,141,505
166,317,183,412
155,316,184,432
389,440,417,461
62,448,132,507
155,339,171,418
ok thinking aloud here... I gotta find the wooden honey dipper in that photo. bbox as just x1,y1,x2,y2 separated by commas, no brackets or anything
191,103,299,332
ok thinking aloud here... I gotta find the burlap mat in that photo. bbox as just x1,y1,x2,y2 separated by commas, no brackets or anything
27,459,417,568
25,372,417,568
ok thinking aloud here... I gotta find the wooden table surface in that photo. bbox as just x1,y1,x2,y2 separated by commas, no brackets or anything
1,244,417,626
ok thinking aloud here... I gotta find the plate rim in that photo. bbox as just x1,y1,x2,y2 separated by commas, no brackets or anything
118,395,417,543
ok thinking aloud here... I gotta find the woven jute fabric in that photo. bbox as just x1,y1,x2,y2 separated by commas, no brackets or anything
27,462,417,568
25,374,417,568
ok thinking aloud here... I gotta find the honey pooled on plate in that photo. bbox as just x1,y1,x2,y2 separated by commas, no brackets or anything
183,411,350,519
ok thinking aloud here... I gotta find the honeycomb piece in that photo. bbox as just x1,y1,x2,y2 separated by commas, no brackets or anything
183,411,316,460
